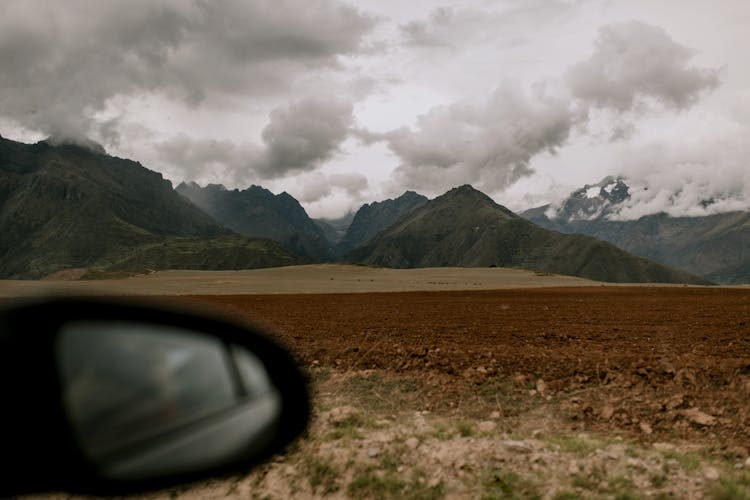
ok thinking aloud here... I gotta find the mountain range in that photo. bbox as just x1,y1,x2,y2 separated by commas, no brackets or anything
313,213,354,245
0,136,302,278
347,185,707,284
176,181,330,260
335,191,428,255
0,135,743,284
522,177,750,284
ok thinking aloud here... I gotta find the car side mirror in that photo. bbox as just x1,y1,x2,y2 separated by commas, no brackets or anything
0,298,309,496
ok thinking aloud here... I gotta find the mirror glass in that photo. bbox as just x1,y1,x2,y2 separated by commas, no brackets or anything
57,321,281,481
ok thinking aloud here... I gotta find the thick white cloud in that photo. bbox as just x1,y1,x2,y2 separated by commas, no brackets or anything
361,82,577,193
612,136,750,219
360,19,724,202
566,21,720,112
0,0,375,142
295,172,369,203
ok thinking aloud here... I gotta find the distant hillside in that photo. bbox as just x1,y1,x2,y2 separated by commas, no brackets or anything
522,178,750,284
348,185,708,284
105,235,304,272
337,191,428,255
0,136,302,278
177,182,330,260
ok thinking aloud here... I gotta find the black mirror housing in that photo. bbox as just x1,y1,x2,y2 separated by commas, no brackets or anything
0,297,310,496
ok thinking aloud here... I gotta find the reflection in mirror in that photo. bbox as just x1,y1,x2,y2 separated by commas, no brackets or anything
232,344,273,398
57,322,281,481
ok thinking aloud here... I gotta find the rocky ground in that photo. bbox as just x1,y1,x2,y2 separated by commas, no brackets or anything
25,286,750,499
161,368,750,499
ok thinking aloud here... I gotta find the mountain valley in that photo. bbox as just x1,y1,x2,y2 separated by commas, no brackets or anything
1,136,744,284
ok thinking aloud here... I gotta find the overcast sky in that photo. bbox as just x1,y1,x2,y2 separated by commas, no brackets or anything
1,0,748,218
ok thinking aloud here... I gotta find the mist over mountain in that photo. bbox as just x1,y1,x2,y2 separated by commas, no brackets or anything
0,132,741,285
0,136,302,278
523,178,750,284
348,185,707,285
548,177,631,222
313,212,355,245
176,181,330,260
336,191,428,255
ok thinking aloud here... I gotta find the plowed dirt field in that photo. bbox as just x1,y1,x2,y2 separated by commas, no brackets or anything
25,286,750,499
193,287,750,445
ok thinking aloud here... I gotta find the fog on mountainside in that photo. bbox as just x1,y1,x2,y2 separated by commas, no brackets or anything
522,178,750,284
312,212,355,245
0,136,303,278
176,181,331,261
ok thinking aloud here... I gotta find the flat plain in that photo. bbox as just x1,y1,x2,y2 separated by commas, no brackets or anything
0,264,597,297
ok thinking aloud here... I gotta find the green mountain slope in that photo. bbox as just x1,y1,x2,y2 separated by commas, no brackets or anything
176,182,330,260
336,191,428,255
348,185,709,284
105,235,304,272
0,136,302,278
523,199,750,284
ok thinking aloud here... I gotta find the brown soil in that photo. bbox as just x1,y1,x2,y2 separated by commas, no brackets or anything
25,286,750,499
192,287,750,448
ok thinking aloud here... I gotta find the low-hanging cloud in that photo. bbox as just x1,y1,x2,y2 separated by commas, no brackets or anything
367,20,721,195
295,172,368,204
156,96,354,184
566,21,720,112
0,0,375,142
360,81,578,193
154,135,262,186
610,138,750,220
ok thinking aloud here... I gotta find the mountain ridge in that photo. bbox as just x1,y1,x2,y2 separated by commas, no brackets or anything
0,136,303,278
348,185,708,284
336,190,429,255
1,134,740,284
176,181,330,260
522,177,750,284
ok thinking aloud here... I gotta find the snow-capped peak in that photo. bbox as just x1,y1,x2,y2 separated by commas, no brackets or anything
550,176,631,222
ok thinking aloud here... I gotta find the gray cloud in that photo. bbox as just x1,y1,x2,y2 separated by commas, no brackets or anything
0,0,375,141
367,20,722,196
156,96,354,184
329,172,369,196
611,136,750,220
361,81,578,193
566,21,720,112
400,7,464,48
257,97,354,178
399,1,583,50
154,135,262,186
295,172,368,203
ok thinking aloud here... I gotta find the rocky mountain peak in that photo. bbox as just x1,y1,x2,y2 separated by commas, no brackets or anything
335,190,429,254
552,176,631,222
432,184,517,218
